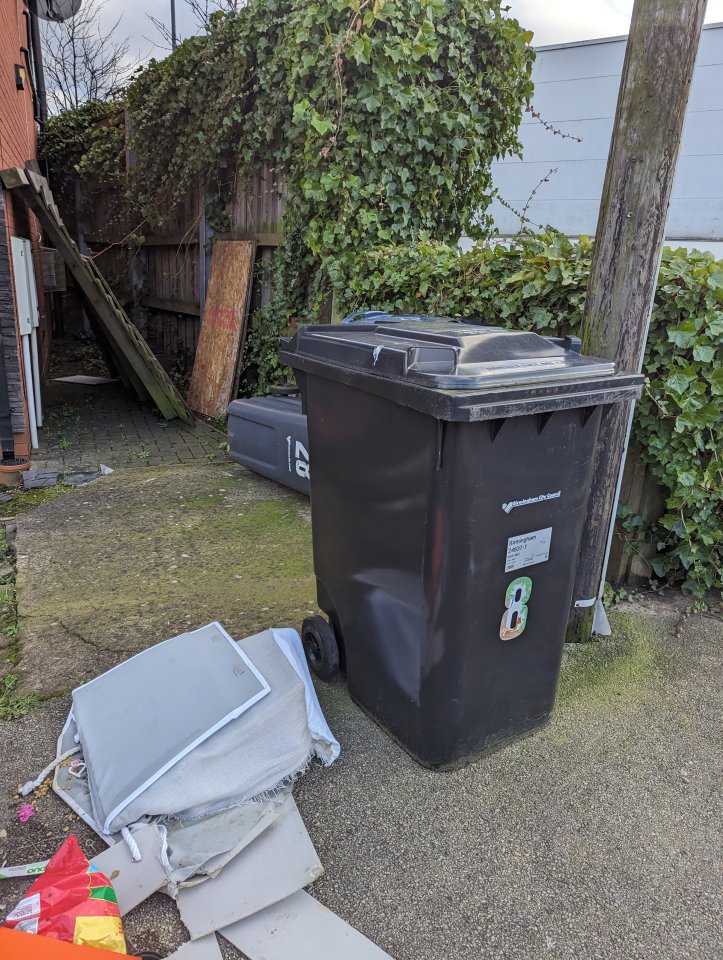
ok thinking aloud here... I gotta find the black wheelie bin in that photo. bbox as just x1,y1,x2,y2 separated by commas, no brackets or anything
279,316,643,767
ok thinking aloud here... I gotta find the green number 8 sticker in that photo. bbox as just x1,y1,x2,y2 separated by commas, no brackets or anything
500,576,532,641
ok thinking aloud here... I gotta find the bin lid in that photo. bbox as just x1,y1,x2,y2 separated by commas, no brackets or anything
283,318,614,390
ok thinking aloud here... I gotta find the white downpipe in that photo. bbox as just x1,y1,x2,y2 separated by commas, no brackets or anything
593,246,664,634
30,327,43,428
22,334,39,450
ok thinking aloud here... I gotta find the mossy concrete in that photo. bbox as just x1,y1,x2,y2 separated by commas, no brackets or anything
556,608,659,709
13,462,317,694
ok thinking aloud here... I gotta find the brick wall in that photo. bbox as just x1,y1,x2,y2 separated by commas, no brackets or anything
0,193,27,441
0,0,36,169
0,0,48,458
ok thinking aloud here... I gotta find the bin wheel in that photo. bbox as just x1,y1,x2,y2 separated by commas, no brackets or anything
302,616,339,681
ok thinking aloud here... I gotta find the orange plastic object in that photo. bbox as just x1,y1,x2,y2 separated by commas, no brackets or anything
0,927,140,959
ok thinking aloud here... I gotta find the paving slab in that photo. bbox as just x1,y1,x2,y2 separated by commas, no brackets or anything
32,381,221,474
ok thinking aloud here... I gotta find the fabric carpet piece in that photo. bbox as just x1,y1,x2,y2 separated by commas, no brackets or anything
115,629,313,832
54,626,339,891
164,794,286,888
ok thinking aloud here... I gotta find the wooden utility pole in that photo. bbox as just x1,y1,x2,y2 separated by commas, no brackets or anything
566,0,708,644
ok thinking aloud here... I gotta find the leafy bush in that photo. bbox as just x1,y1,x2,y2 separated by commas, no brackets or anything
330,234,722,596
123,0,533,249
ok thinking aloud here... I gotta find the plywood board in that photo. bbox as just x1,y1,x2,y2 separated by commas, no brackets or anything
187,240,256,419
220,890,395,960
177,796,323,940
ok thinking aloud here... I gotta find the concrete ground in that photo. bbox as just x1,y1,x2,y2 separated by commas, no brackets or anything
0,450,721,959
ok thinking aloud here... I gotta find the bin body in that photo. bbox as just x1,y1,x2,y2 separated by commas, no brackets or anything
228,396,310,495
280,319,642,767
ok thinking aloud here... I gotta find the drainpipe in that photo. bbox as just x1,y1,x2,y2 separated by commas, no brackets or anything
26,0,48,127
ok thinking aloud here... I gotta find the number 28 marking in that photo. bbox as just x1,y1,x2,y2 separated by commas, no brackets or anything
286,436,310,480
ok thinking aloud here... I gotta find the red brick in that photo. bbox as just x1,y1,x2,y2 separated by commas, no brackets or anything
1,0,46,459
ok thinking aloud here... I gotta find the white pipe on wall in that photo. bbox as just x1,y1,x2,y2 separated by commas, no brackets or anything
30,327,43,428
21,334,39,450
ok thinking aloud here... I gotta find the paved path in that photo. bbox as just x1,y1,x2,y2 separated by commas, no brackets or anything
13,462,314,693
32,380,221,473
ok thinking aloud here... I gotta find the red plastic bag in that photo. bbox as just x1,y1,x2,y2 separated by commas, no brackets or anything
3,835,127,954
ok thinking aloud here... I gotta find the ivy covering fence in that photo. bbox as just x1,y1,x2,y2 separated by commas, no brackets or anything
329,234,722,597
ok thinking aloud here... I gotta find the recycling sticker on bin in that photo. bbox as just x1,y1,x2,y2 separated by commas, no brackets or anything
505,527,552,573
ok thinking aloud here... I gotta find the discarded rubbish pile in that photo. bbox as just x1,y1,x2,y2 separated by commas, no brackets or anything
7,623,394,958
3,835,127,952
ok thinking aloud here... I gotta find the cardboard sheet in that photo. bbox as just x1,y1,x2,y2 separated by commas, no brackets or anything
89,826,167,916
177,796,323,940
220,890,395,959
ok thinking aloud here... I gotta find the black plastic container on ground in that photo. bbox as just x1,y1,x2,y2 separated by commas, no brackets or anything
228,396,310,495
280,316,644,769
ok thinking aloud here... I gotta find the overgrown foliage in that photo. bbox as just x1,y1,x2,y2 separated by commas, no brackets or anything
0,675,37,721
39,100,123,218
330,234,722,597
125,0,533,245
37,6,720,596
40,0,534,387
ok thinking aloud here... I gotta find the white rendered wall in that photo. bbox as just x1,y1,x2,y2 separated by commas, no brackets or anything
488,23,723,253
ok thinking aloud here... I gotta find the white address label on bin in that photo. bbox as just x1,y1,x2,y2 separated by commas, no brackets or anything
505,527,552,573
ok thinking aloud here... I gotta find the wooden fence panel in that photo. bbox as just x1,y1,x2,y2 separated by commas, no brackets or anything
607,445,666,586
145,244,200,311
229,162,285,235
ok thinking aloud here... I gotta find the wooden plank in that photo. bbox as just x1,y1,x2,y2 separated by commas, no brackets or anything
187,240,256,419
0,167,29,189
1,167,191,422
141,295,201,317
216,232,283,247
86,234,199,247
